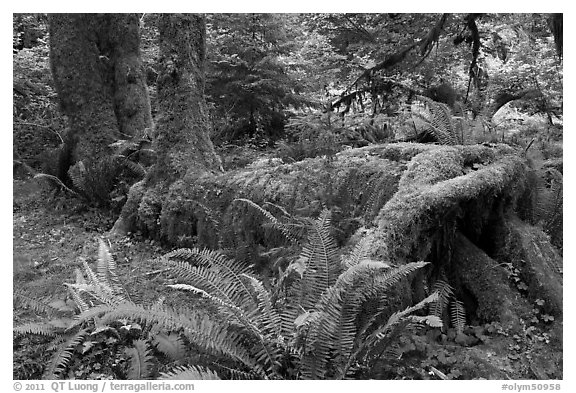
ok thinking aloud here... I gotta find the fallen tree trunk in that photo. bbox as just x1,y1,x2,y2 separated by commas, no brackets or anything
114,142,561,329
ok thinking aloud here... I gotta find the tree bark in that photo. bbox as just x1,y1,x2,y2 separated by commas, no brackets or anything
113,14,222,234
49,13,152,171
149,13,222,184
105,14,153,139
49,14,118,165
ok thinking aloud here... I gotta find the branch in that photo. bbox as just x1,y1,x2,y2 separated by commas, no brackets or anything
330,77,421,111
488,89,542,119
343,14,376,42
329,13,451,111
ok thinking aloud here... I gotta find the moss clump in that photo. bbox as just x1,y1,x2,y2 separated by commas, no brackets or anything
370,145,526,262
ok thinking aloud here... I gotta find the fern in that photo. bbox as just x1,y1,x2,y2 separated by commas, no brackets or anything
65,241,129,310
413,95,461,145
429,279,454,319
153,333,186,361
429,279,468,332
96,238,125,297
18,212,443,380
13,322,62,338
33,173,79,196
43,329,89,379
163,248,257,313
13,288,64,317
234,198,303,243
87,301,268,378
298,209,340,311
299,261,431,379
67,156,136,205
125,339,154,379
341,234,375,270
450,300,466,334
160,365,221,380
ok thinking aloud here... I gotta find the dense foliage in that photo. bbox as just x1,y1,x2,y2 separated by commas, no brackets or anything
13,13,562,381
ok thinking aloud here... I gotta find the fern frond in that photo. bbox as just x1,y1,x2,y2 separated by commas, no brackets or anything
66,284,89,313
13,289,62,317
414,96,460,145
167,283,258,331
372,261,430,295
125,339,154,379
299,209,340,310
242,274,282,338
163,248,257,312
13,322,61,337
67,160,86,190
93,302,267,377
450,299,466,334
354,293,440,370
68,303,114,330
43,329,89,379
367,292,440,344
97,238,126,298
341,234,375,270
167,282,281,378
429,279,454,318
153,333,186,361
33,173,79,196
212,363,257,379
535,168,563,236
160,365,221,380
117,157,147,178
234,198,301,243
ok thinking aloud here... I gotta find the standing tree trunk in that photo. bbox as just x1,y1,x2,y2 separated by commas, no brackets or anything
49,13,152,180
149,13,222,184
113,14,222,235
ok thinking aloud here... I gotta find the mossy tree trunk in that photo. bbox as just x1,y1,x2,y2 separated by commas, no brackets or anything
48,13,152,177
113,14,222,234
149,13,222,184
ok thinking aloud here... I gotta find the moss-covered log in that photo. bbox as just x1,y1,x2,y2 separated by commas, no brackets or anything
115,144,408,247
114,142,561,329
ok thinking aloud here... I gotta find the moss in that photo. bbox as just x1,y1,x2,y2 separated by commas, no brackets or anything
347,142,435,162
372,148,527,262
137,184,164,236
398,147,464,188
453,232,530,329
111,180,145,234
500,217,562,315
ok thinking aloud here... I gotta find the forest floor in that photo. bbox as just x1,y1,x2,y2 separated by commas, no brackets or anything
12,143,563,380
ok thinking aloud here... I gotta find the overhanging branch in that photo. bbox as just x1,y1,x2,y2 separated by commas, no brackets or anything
329,13,450,112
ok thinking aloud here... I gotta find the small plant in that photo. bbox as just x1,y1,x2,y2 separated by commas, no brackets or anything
411,96,463,145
